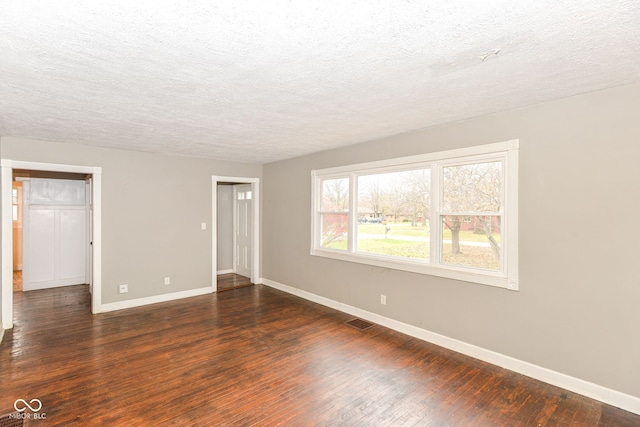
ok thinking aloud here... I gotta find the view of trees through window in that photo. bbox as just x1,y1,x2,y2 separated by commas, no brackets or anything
356,169,431,259
320,160,503,272
319,178,348,247
441,161,502,270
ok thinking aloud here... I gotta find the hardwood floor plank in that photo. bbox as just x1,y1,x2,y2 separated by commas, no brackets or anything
1,283,639,426
217,273,253,292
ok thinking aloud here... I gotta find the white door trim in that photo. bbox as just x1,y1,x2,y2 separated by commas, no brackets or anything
86,179,93,290
232,185,238,274
1,159,102,329
211,176,260,292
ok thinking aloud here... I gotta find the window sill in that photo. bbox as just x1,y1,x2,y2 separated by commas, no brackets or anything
310,248,518,290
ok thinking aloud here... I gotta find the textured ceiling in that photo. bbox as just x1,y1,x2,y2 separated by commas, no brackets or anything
1,1,639,164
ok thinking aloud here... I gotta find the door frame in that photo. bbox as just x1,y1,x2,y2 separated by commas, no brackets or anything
211,176,260,292
1,160,102,329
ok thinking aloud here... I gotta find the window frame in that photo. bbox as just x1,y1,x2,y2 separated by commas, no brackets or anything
311,140,519,290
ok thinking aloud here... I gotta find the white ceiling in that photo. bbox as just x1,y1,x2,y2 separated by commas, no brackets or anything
1,1,639,164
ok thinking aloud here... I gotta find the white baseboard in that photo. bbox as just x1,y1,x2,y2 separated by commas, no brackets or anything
261,277,640,416
100,287,213,313
216,269,233,275
0,322,4,344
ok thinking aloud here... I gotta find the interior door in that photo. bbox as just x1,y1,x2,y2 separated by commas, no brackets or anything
234,184,252,278
24,178,87,291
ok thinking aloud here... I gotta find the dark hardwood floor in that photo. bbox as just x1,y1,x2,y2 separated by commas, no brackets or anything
1,284,639,426
13,270,22,292
217,273,253,292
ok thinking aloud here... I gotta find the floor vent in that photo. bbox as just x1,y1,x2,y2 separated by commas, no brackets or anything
0,413,25,427
345,318,375,331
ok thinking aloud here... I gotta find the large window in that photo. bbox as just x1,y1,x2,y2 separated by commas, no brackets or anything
311,140,519,290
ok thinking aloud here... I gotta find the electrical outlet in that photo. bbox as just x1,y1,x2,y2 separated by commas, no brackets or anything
380,294,387,305
119,284,128,294
201,222,207,230
164,277,171,285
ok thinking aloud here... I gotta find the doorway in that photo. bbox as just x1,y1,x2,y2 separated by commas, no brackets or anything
211,176,259,292
12,181,23,292
1,160,102,329
15,173,91,292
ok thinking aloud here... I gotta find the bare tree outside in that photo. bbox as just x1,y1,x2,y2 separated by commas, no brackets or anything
323,178,348,211
320,161,503,271
358,176,384,219
442,161,502,269
403,169,431,227
320,178,349,247
356,169,431,259
381,176,405,223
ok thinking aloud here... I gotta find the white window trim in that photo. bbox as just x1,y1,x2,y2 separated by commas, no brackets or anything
311,140,519,290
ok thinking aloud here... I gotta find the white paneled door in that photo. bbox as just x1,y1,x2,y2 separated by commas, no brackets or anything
24,178,87,291
233,184,252,278
28,208,55,284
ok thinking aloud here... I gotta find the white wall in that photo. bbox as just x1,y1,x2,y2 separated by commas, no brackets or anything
262,83,640,401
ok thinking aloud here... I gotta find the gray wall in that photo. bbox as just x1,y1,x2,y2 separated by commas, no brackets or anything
262,83,640,398
0,137,261,304
216,184,233,272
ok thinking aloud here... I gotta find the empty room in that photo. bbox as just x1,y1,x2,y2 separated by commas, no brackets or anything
1,1,640,425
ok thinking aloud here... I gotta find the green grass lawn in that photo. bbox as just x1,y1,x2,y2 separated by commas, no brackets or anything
324,227,500,270
358,239,429,259
324,238,428,259
358,223,429,237
357,223,500,243
441,245,500,271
